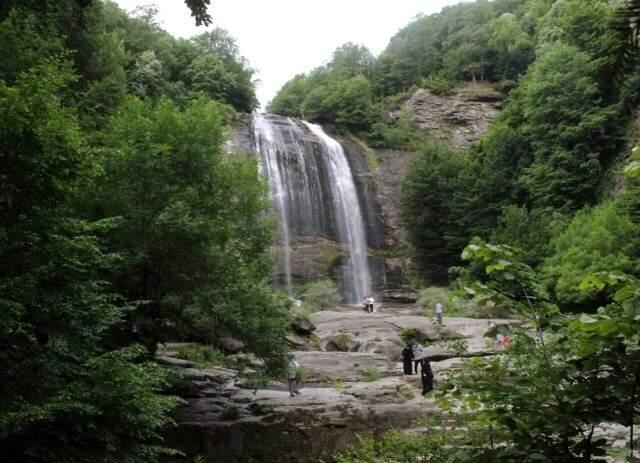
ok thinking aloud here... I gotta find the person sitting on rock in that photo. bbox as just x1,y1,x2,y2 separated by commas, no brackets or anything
402,342,415,375
287,357,301,397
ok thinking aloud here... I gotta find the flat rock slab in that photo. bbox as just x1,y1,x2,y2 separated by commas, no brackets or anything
310,305,516,361
293,351,393,382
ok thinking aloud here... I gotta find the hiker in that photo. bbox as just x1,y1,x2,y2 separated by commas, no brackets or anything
420,360,435,395
501,334,511,348
362,296,369,313
287,357,301,397
402,342,415,375
435,301,443,325
413,342,425,374
367,295,375,313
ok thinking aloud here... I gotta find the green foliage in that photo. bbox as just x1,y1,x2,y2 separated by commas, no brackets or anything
296,365,309,383
372,0,534,96
515,43,620,210
396,1,633,282
335,420,450,463
220,406,240,421
268,43,380,132
101,2,256,111
0,1,284,459
431,240,640,460
543,201,639,308
362,368,381,383
0,57,178,461
302,279,341,311
332,334,353,352
176,344,224,369
85,96,290,371
490,206,568,267
418,287,449,312
400,141,467,282
400,328,429,345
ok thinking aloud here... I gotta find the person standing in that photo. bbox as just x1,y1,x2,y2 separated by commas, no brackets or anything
362,296,369,313
287,357,301,397
402,343,415,375
420,360,435,395
435,301,444,325
413,343,425,374
367,295,375,313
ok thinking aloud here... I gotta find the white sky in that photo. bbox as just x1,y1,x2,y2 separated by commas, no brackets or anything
113,0,465,109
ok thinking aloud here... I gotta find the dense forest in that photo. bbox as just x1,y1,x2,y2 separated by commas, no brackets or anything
270,0,640,460
0,1,290,460
2,0,640,461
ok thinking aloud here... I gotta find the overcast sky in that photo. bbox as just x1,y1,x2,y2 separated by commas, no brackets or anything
113,0,465,109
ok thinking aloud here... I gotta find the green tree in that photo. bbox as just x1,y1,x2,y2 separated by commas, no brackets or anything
88,96,289,370
400,141,466,282
267,74,309,118
490,206,567,267
543,202,639,308
0,60,178,462
516,43,619,210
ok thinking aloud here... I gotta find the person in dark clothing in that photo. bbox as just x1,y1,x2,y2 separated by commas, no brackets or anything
402,343,414,375
420,360,434,395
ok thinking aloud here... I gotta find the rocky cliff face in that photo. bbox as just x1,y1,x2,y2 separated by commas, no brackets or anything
397,82,502,151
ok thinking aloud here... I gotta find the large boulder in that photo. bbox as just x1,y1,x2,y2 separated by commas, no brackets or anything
291,317,316,334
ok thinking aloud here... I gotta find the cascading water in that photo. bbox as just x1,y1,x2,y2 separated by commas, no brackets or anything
303,122,372,304
252,114,294,294
251,113,373,303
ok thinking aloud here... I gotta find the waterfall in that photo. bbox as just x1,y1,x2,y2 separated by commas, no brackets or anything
303,122,372,304
252,114,294,294
251,113,373,303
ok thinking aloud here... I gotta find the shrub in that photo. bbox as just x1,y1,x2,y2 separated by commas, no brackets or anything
419,287,449,313
543,201,638,308
302,279,341,311
333,334,352,351
396,384,415,400
176,344,224,369
362,367,381,382
333,378,346,391
400,328,430,345
296,365,309,383
220,406,240,420
248,402,275,416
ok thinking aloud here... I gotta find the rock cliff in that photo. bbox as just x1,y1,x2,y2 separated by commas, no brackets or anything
397,82,502,151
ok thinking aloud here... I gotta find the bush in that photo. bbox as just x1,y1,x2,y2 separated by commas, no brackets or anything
400,328,429,345
362,367,381,382
176,344,224,369
418,287,449,312
543,201,638,308
333,334,353,351
220,406,240,420
302,279,341,311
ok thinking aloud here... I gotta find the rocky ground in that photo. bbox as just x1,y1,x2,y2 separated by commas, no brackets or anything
161,304,517,463
161,304,633,462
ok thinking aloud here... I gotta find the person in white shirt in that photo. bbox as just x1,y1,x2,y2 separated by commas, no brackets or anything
435,302,443,325
367,296,375,313
412,343,425,373
287,357,301,397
